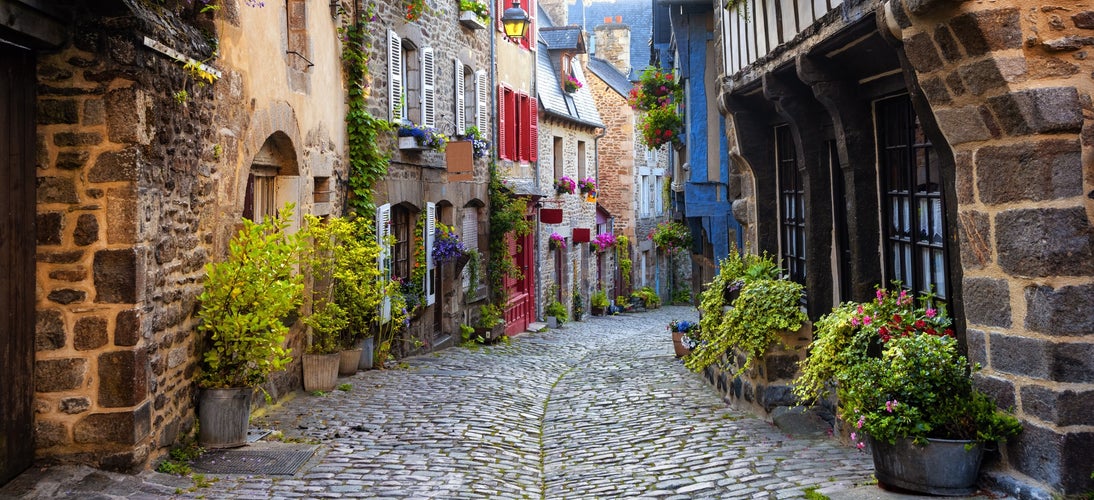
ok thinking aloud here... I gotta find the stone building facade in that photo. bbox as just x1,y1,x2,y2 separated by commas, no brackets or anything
1,0,349,478
715,0,1094,495
536,20,604,320
364,0,494,353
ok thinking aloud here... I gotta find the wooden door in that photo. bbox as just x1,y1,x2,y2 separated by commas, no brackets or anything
0,44,37,486
503,220,535,335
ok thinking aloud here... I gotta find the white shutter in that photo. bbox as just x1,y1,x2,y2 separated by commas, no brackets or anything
454,59,466,135
461,209,478,289
421,47,436,128
475,69,488,133
376,203,392,322
655,176,664,215
425,202,436,306
387,31,403,122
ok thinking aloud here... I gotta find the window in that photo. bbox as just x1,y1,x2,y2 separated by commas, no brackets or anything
391,205,413,281
876,94,949,304
496,0,536,50
647,175,656,217
243,167,277,222
552,137,563,179
776,125,806,285
285,0,310,93
497,85,538,162
654,175,664,215
639,175,650,216
577,141,586,180
388,31,433,126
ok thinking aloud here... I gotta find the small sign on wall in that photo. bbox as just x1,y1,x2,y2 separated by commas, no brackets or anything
572,228,591,243
446,140,474,181
540,208,563,224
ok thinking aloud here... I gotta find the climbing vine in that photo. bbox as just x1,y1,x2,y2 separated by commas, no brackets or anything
487,163,533,306
341,12,393,218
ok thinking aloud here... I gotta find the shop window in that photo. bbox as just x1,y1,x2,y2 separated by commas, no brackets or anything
776,125,806,285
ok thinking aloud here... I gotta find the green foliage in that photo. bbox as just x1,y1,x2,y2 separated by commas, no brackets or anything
197,205,303,389
337,383,353,392
633,287,661,309
465,248,481,290
649,221,691,252
477,303,503,329
803,486,830,500
157,441,204,476
299,215,391,352
615,235,632,287
545,299,567,323
686,256,806,374
341,20,393,217
671,287,692,305
571,284,585,320
590,289,609,308
795,287,1021,446
487,163,533,306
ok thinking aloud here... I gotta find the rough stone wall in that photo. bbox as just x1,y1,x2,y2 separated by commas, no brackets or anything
538,119,600,319
585,69,637,239
364,0,492,356
32,0,350,470
592,24,631,75
889,1,1094,495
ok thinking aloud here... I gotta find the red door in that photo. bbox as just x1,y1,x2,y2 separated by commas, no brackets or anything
503,219,535,335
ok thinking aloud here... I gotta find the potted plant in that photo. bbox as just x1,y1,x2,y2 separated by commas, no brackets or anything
616,295,632,312
553,176,576,195
544,299,567,328
571,285,585,322
793,287,1022,495
548,232,566,251
669,319,699,358
458,0,489,28
397,122,448,152
455,125,490,159
563,74,582,93
592,233,615,253
649,220,691,253
590,290,609,316
475,303,503,340
433,222,468,271
196,205,303,448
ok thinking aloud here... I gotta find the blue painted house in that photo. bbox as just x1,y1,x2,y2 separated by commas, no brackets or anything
652,0,742,288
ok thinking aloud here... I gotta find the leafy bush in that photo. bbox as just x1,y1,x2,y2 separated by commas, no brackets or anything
545,300,567,323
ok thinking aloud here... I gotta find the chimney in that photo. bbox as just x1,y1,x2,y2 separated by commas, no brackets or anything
593,22,631,75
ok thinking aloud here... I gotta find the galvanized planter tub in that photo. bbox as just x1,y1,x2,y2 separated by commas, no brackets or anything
198,387,252,449
870,436,985,496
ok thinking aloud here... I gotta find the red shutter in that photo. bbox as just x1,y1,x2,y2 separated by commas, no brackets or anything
519,94,529,161
528,96,538,162
497,85,507,160
506,89,517,160
496,0,504,32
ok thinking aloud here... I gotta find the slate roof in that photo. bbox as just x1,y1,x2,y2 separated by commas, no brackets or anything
536,9,604,129
566,0,653,73
587,57,634,97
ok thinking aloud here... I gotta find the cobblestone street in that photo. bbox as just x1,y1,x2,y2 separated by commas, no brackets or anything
4,306,901,499
199,305,874,498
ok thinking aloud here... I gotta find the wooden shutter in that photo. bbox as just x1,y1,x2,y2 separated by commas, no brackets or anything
528,95,539,162
376,203,392,322
461,209,478,289
519,94,529,161
475,70,488,133
497,85,508,160
421,46,436,128
454,59,465,135
387,31,403,122
505,89,517,160
424,202,436,306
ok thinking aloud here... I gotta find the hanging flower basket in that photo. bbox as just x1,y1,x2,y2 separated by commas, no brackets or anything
563,74,583,94
554,176,576,195
548,232,566,251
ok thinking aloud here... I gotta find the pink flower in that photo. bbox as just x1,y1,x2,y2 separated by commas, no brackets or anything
876,289,886,301
856,417,865,429
850,432,857,441
925,308,937,318
862,316,872,325
851,317,859,327
885,400,898,413
856,442,866,450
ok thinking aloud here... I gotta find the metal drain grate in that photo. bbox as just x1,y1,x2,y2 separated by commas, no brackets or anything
246,428,272,442
190,443,317,476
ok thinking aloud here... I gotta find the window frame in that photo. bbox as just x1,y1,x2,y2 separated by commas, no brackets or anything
775,124,806,285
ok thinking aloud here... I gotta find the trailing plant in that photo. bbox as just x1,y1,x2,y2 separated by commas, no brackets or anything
628,66,682,111
433,222,466,264
405,0,425,21
341,20,393,218
197,205,303,389
409,214,427,312
649,220,691,252
639,106,683,149
685,277,806,374
465,248,481,289
487,163,533,306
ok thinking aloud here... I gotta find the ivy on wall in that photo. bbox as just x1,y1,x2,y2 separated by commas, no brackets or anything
341,9,393,219
487,163,532,307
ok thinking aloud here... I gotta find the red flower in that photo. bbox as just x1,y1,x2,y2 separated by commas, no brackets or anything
914,320,926,329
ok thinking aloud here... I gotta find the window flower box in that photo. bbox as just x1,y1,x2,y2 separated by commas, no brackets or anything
459,10,488,29
398,136,428,151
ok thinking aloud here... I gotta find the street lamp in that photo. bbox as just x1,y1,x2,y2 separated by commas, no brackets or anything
501,0,530,39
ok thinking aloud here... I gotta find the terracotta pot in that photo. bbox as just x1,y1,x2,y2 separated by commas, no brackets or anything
671,331,691,358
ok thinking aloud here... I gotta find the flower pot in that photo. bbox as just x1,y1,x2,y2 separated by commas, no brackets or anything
459,10,488,29
671,331,691,358
339,348,362,376
398,136,427,151
546,316,559,328
591,306,605,316
358,336,375,370
198,387,252,449
302,353,339,392
869,436,984,496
